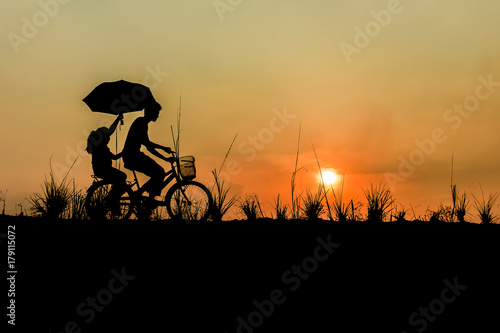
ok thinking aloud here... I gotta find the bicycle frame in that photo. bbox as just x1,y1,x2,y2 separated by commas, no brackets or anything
128,156,184,198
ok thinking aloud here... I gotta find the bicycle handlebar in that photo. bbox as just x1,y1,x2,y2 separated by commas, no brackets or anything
165,151,178,165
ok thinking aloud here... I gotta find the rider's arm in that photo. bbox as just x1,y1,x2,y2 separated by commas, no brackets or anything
148,141,172,154
107,114,124,135
145,140,173,162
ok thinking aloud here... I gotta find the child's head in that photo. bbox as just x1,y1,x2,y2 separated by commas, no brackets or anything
86,127,110,154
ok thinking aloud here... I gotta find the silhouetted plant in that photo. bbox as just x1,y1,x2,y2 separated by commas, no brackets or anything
273,194,289,220
238,195,264,220
330,175,362,222
0,190,7,215
450,158,469,223
301,186,325,220
30,159,73,219
452,188,469,223
209,135,239,221
392,202,409,222
210,171,238,221
133,198,155,221
362,182,395,223
428,204,454,223
291,125,304,219
17,198,27,217
69,180,87,220
330,175,346,222
347,199,363,222
472,185,499,224
330,176,345,222
313,144,333,221
291,177,304,220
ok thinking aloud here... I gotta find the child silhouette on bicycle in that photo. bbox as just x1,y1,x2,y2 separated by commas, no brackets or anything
122,100,173,205
86,114,127,212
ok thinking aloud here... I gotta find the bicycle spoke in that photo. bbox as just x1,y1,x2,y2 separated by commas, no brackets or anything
85,182,134,220
166,181,212,221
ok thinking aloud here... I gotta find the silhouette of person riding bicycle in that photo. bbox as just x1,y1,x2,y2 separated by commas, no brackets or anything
86,113,127,214
83,81,212,221
122,100,174,206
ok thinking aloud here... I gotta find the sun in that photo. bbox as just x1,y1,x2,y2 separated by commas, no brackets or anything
321,169,338,186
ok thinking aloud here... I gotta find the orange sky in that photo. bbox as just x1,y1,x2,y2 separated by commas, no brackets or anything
2,0,500,220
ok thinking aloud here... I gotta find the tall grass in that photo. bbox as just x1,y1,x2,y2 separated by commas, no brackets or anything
0,190,6,215
29,158,74,219
362,182,395,223
312,144,333,221
16,198,27,217
69,180,87,220
392,202,409,222
428,204,454,223
301,185,325,220
273,194,289,220
472,185,499,224
238,195,264,220
450,155,469,223
329,175,363,223
451,187,469,223
210,170,238,221
330,175,356,222
170,93,183,159
291,125,305,219
209,135,239,221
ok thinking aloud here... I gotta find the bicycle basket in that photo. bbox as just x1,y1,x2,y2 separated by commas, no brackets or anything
179,156,196,180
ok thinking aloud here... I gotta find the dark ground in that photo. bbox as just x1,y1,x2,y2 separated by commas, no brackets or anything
2,215,499,332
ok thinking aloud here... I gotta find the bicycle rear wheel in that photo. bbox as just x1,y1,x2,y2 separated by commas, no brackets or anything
85,181,135,220
165,180,213,221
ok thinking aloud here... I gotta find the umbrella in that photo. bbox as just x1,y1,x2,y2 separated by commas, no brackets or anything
83,80,157,169
83,80,157,115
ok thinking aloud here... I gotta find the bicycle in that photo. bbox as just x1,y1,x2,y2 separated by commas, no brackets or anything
85,153,213,221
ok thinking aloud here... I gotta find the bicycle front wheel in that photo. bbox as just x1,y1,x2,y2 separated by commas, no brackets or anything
165,180,213,221
85,181,135,220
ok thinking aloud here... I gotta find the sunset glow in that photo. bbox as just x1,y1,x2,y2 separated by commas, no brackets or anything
321,170,339,186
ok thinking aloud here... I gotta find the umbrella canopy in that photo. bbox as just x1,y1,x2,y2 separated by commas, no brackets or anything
83,80,157,115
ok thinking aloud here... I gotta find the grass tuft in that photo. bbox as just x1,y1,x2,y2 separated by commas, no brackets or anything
450,156,470,223
273,194,290,220
210,170,238,221
29,158,73,219
209,135,239,221
301,185,325,220
362,182,395,223
330,175,362,223
428,204,454,223
472,185,499,225
392,202,409,222
452,187,469,223
238,195,264,220
69,180,87,220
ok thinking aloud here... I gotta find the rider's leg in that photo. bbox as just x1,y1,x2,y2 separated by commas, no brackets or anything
98,168,127,214
130,155,165,199
107,168,127,199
